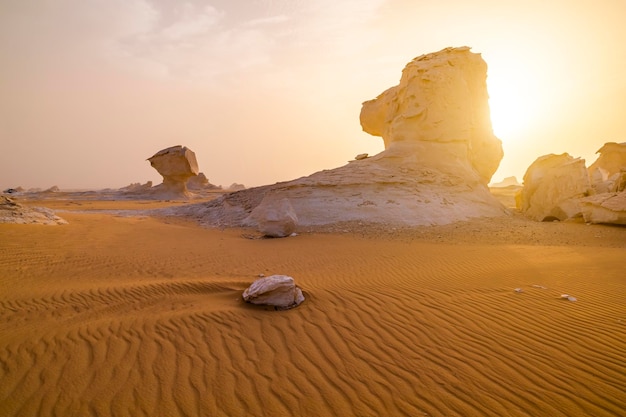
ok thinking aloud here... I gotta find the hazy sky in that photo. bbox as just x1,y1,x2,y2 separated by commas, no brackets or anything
1,0,625,190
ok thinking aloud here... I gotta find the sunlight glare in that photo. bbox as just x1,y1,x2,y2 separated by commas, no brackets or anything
488,71,537,142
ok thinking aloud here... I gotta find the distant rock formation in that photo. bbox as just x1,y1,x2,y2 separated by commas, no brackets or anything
167,47,507,227
242,275,305,309
516,154,591,221
517,143,626,224
226,183,246,191
187,172,220,191
147,145,199,198
0,196,67,225
490,176,521,188
120,181,153,192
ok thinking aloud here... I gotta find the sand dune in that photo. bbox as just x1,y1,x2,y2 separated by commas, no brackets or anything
1,204,625,416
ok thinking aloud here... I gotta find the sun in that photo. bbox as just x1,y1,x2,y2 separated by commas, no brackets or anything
487,69,540,142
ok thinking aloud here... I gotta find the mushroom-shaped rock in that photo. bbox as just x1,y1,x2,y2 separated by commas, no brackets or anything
147,145,199,196
242,275,305,309
168,47,508,227
516,153,591,221
360,46,503,184
246,197,298,237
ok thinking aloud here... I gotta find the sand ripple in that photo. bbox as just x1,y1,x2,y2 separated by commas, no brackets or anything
1,215,625,416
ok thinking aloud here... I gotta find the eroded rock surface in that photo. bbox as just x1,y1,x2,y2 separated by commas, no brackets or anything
581,192,626,225
360,46,503,183
0,196,67,225
147,145,199,198
242,275,305,309
516,153,591,221
245,197,298,237
167,47,507,227
588,142,626,194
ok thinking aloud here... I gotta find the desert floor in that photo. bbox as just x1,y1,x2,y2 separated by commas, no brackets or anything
1,194,625,417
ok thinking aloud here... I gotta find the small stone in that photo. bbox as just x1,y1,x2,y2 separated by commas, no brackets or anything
242,275,305,309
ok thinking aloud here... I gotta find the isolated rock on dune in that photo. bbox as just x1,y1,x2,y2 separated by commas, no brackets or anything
0,196,67,225
516,153,591,221
242,275,305,309
168,47,507,227
360,46,503,183
588,142,626,194
245,197,298,237
148,145,199,197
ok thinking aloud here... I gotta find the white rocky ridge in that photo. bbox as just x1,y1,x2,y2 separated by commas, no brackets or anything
168,47,508,228
0,196,67,225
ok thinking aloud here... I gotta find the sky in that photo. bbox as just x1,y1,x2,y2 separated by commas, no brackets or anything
1,0,625,190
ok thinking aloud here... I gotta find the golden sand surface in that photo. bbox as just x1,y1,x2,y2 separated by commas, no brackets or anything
1,198,625,416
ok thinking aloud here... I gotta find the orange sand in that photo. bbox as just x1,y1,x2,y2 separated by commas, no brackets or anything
1,199,625,416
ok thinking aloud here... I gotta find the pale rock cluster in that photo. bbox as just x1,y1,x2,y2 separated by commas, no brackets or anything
0,196,67,225
517,142,626,224
171,47,508,229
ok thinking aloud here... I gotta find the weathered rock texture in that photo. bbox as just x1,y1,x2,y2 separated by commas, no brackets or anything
581,192,626,225
581,142,626,224
147,145,199,197
517,143,626,224
245,197,298,237
0,196,67,225
242,275,305,309
166,47,507,227
588,142,626,194
360,46,503,183
516,153,591,221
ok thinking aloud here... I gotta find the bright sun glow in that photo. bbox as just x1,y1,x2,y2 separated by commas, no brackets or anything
487,70,539,142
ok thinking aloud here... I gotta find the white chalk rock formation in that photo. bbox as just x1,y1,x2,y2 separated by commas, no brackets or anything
580,192,626,225
516,153,591,221
360,46,503,183
246,197,298,237
147,145,199,197
0,196,67,225
580,142,626,224
168,47,507,227
588,142,626,194
242,275,305,309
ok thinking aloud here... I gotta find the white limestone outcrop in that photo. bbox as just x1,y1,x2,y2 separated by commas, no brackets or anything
360,46,503,183
0,196,67,225
588,142,626,194
168,47,508,227
147,145,199,198
245,197,298,238
516,153,591,221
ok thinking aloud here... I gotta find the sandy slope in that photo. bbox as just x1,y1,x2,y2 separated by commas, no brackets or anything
0,200,625,417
